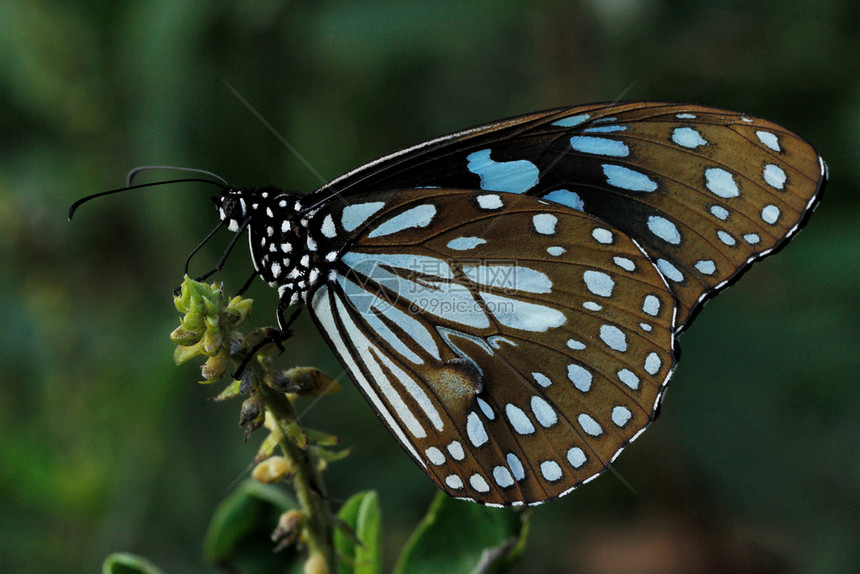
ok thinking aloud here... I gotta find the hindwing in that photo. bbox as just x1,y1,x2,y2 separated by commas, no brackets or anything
307,189,677,505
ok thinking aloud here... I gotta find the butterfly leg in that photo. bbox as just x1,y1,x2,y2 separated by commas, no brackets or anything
237,270,259,296
193,218,250,283
232,306,303,381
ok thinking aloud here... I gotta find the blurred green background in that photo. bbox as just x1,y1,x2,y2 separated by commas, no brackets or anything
2,1,858,572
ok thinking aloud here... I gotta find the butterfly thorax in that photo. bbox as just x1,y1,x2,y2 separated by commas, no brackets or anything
215,185,316,306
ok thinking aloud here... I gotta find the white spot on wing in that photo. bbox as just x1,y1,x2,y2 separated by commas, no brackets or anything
647,215,681,245
469,474,490,492
756,130,781,151
763,164,786,189
671,127,708,148
533,372,552,387
592,228,614,244
447,441,465,460
447,236,487,251
603,164,658,192
425,447,445,465
493,466,514,488
599,324,627,352
567,447,586,468
656,259,684,282
445,475,463,489
705,168,740,198
567,364,592,392
540,460,563,481
578,413,603,436
506,404,536,435
583,270,615,297
368,204,436,238
477,194,503,209
612,406,632,427
507,453,525,481
467,411,488,447
533,213,558,235
480,292,566,332
321,214,337,238
531,396,557,428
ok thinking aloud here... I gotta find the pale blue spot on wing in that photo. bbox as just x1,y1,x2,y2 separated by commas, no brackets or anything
567,364,592,392
705,167,739,198
611,406,632,427
656,258,684,282
642,294,661,317
671,127,708,149
507,453,525,481
543,189,585,211
695,260,716,275
571,135,629,157
552,113,590,127
618,369,639,389
540,460,562,481
602,164,658,192
599,324,627,352
532,372,552,387
583,270,615,297
466,149,539,193
567,447,586,468
532,213,557,235
446,236,487,251
467,411,488,447
756,130,781,152
342,201,385,232
761,204,781,224
506,404,536,435
480,292,566,332
763,164,786,189
583,124,627,133
578,413,603,436
647,215,681,245
710,205,730,220
462,264,552,294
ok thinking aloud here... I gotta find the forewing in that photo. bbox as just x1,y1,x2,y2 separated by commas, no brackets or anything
311,102,826,329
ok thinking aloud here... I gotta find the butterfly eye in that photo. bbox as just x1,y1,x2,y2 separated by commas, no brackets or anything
217,193,247,224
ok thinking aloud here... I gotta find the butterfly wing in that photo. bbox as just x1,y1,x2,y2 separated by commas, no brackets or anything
307,188,677,505
311,102,826,330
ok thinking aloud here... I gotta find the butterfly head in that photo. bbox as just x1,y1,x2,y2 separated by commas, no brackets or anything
214,187,249,232
214,185,315,306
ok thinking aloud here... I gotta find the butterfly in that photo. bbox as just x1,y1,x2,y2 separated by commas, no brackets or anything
78,102,827,507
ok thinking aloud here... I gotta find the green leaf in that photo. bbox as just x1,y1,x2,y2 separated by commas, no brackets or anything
203,479,301,573
335,490,382,574
394,492,529,574
101,553,163,574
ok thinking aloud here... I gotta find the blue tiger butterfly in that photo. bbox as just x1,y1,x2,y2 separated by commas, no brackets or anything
73,102,826,507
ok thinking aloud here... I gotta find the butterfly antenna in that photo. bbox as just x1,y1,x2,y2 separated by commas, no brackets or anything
68,178,228,221
127,165,229,187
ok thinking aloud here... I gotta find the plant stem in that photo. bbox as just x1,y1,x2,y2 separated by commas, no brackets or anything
257,382,337,573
